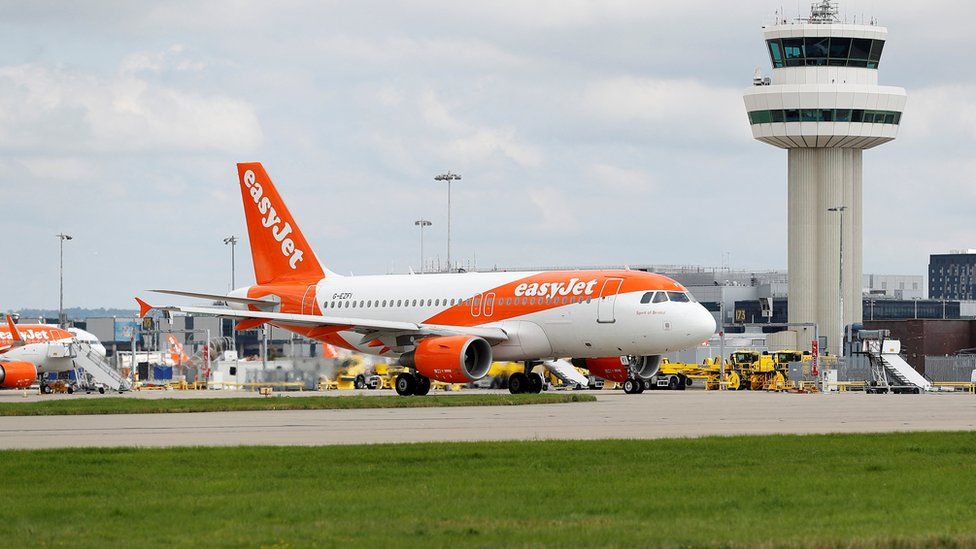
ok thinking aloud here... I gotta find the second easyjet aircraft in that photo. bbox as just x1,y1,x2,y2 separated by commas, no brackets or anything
140,163,715,395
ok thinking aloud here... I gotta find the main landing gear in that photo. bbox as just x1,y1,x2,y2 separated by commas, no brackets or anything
622,377,646,395
395,372,431,396
509,363,544,394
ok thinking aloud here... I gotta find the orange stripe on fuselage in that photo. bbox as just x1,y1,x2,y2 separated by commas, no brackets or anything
423,270,684,327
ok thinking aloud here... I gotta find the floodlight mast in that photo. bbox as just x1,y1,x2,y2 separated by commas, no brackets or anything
434,172,461,271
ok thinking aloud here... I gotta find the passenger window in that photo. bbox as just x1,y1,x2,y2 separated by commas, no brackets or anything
667,292,690,303
652,293,669,303
435,299,440,306
640,292,655,304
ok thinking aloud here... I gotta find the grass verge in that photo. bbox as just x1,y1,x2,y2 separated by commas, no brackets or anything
0,393,594,416
1,432,975,546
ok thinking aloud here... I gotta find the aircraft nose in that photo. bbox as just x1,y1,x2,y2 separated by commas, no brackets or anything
692,304,716,342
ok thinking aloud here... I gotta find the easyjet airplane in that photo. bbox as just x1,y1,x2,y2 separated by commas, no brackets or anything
0,315,43,390
0,315,108,392
139,163,715,395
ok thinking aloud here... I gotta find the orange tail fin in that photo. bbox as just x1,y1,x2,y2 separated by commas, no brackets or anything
237,162,328,285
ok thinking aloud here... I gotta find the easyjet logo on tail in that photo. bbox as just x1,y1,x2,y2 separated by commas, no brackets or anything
242,169,305,270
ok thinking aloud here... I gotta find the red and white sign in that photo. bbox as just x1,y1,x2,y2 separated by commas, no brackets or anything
811,339,819,377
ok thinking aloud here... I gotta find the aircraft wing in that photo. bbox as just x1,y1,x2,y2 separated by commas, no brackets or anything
137,301,509,343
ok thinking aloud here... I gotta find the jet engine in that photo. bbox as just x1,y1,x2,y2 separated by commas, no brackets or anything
398,335,492,383
572,355,662,382
0,361,37,389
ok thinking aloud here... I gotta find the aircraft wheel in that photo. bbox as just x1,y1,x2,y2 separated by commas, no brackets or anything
635,378,646,394
527,373,544,394
354,375,366,390
98,387,105,394
508,372,527,394
40,384,52,395
414,374,431,396
395,373,416,396
623,378,639,394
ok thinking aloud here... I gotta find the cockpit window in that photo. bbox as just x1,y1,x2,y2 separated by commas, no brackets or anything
640,292,655,304
667,291,690,303
652,292,669,303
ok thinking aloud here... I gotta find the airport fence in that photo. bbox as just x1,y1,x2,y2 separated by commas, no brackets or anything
834,355,872,382
924,356,976,382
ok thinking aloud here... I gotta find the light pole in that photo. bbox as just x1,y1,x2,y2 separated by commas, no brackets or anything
223,236,238,290
56,233,73,327
223,235,238,354
828,206,846,356
414,220,432,273
434,171,461,271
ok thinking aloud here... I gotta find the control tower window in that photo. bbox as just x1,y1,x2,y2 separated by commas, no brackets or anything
868,40,884,68
849,38,872,67
766,37,885,69
782,38,805,66
747,109,901,126
767,40,784,68
828,38,851,62
805,37,829,65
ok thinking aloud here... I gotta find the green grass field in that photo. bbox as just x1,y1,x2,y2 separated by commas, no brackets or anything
0,393,594,416
2,432,975,547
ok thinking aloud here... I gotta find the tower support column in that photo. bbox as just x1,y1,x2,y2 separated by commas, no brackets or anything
787,148,863,355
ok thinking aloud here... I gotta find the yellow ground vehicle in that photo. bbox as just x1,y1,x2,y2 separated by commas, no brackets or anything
331,356,381,390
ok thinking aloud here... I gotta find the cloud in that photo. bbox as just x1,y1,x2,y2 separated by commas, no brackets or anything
0,54,261,155
903,84,976,143
580,76,748,143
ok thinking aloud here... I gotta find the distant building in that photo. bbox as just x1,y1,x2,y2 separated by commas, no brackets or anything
929,250,976,300
862,274,923,300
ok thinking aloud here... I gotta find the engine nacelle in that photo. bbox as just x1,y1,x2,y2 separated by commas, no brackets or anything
630,355,662,380
0,361,37,389
572,355,662,382
398,335,492,383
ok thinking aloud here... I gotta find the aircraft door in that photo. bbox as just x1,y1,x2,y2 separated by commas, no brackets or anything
301,285,318,315
596,278,623,324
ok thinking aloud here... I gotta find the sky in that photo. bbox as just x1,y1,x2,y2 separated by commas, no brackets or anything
1,0,974,309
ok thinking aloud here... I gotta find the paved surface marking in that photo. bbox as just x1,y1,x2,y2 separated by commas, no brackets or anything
0,392,974,449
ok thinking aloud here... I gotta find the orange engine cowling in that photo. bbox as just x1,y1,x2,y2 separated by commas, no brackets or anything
573,355,662,383
398,335,493,383
576,357,630,383
0,361,38,389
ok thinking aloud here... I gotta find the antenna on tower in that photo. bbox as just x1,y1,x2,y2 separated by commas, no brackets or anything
803,0,840,24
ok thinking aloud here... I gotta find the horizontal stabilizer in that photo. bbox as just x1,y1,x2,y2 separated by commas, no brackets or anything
149,289,277,307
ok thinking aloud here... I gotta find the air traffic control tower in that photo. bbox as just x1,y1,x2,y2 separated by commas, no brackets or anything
743,1,906,355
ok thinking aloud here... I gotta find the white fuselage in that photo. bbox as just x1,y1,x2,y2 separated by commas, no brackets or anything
233,270,716,362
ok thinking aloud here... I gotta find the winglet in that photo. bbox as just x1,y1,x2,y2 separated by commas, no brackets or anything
6,315,24,346
135,298,153,318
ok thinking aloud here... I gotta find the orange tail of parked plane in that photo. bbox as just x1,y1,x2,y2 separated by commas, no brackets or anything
237,162,330,285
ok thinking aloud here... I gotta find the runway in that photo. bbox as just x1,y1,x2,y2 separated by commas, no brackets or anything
1,391,974,449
